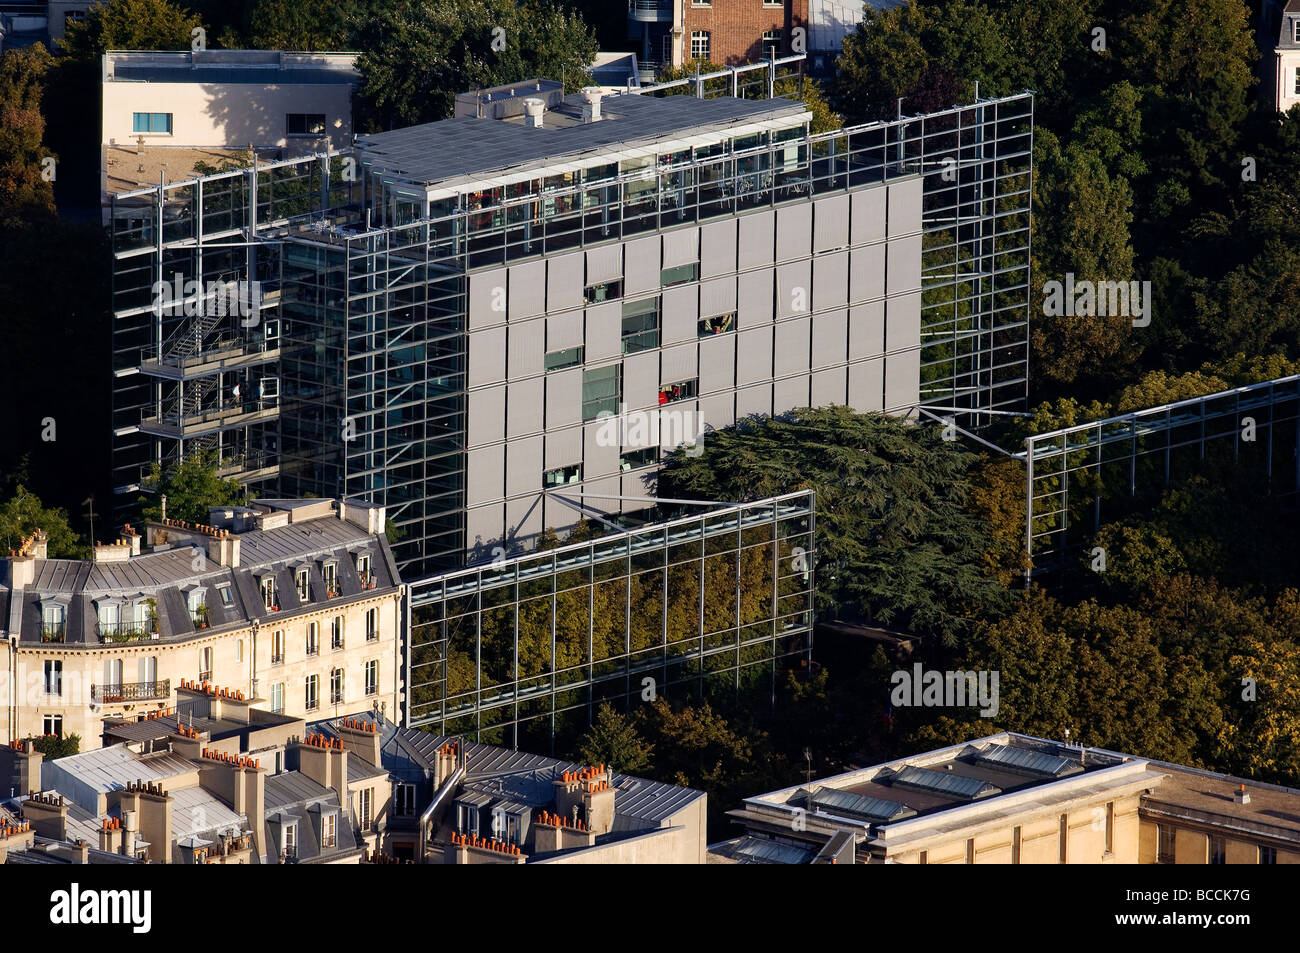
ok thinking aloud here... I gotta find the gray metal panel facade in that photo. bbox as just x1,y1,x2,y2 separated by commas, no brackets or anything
661,227,698,269
736,327,773,385
585,301,621,361
545,368,581,429
774,318,811,378
469,269,508,329
699,276,736,318
737,209,774,268
586,243,623,284
506,436,543,497
508,260,546,320
507,318,544,379
851,187,887,245
662,285,698,345
848,358,884,413
624,351,659,410
623,236,660,295
699,334,735,393
468,327,506,386
547,252,584,312
508,378,544,438
546,311,583,351
813,194,850,253
466,445,505,506
776,204,812,261
468,386,505,447
812,250,849,310
700,219,737,277
812,309,847,368
737,268,774,327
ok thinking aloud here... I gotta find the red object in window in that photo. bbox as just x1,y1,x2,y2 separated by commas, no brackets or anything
658,391,668,405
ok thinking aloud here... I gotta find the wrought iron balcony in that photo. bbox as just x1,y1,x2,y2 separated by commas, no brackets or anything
92,679,171,703
40,623,66,643
98,620,159,643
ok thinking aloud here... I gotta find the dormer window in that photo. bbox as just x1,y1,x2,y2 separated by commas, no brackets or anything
321,812,337,849
322,561,338,597
40,602,66,642
261,575,278,610
295,567,310,601
356,553,372,588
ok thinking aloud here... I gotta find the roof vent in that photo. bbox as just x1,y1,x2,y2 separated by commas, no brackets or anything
581,86,602,123
523,98,545,129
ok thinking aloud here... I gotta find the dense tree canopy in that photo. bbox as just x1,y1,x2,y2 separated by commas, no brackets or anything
352,0,598,129
138,453,245,524
60,0,204,60
660,406,1008,648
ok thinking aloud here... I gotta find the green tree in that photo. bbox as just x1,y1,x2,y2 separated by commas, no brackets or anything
0,486,86,558
0,44,57,231
637,699,752,792
576,703,654,774
30,732,81,760
1030,128,1137,390
60,0,204,60
352,0,597,129
138,453,244,524
659,406,1008,648
249,0,377,50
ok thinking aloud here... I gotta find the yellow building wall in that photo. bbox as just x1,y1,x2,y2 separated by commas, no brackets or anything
6,591,403,749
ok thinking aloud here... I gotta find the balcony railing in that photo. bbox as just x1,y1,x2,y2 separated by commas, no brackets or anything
98,621,159,643
41,623,66,643
92,679,171,703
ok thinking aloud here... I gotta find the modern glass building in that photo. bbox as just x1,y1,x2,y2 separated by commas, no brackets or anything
405,490,815,749
109,79,1033,579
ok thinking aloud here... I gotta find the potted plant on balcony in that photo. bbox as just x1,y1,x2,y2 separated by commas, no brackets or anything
194,602,209,629
145,597,160,638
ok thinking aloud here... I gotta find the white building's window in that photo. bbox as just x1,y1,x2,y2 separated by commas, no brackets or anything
261,576,277,609
365,607,379,642
236,639,243,663
283,821,297,856
271,682,284,713
331,616,344,650
41,604,65,640
44,660,62,696
356,553,372,586
322,561,338,595
305,674,319,711
296,568,310,601
395,784,416,817
321,813,337,848
199,647,213,681
365,659,378,696
43,714,63,737
306,622,319,656
271,630,285,664
359,788,373,832
330,668,345,705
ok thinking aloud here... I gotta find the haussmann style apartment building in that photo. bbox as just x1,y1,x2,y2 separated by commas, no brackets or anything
0,498,403,749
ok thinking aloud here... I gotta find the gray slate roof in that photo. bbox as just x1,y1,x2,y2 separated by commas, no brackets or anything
1,510,399,647
312,714,704,835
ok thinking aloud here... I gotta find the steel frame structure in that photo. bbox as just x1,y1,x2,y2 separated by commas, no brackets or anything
109,87,1032,577
404,491,815,749
1019,376,1300,579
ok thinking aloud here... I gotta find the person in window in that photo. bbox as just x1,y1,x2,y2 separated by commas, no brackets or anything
658,390,668,406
